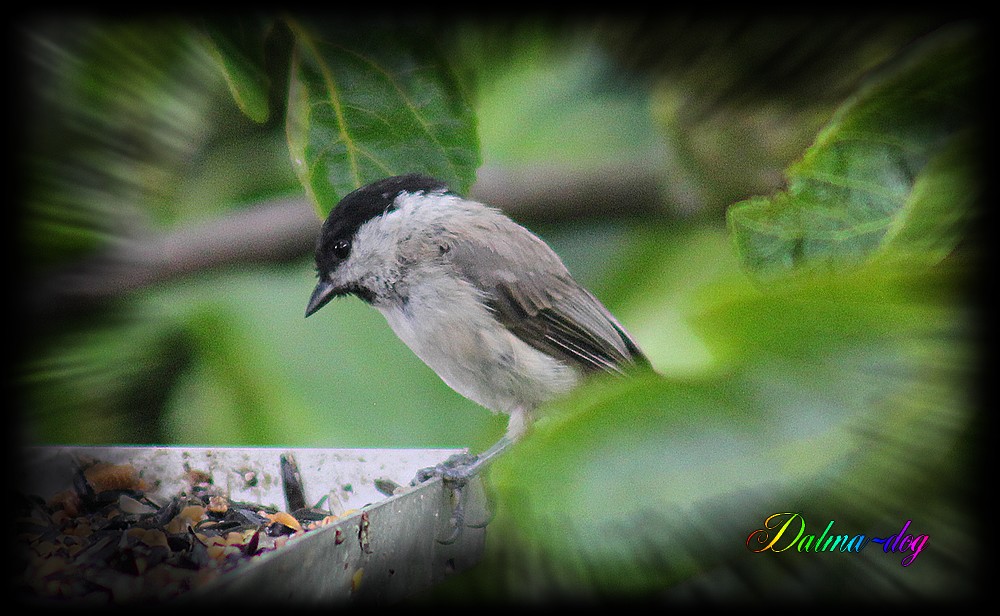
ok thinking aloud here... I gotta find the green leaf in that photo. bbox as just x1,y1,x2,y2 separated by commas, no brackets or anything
727,27,981,277
285,20,480,216
467,262,972,599
201,18,273,124
878,133,980,264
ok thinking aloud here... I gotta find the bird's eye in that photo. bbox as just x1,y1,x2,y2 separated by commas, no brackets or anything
332,240,351,259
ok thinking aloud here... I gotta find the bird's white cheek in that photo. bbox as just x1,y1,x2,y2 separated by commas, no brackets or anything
327,256,360,287
328,249,401,303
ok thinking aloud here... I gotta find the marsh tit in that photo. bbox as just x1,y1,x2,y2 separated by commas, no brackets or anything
306,174,649,482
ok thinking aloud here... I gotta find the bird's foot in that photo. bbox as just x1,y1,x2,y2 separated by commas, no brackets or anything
411,452,491,545
411,452,481,489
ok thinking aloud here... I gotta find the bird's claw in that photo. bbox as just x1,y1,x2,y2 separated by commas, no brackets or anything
411,452,481,544
411,452,480,488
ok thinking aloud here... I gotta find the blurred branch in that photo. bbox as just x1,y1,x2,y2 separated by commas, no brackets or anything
472,162,670,221
26,163,670,316
27,197,319,317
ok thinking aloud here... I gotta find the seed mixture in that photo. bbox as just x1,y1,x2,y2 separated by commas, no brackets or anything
16,456,356,603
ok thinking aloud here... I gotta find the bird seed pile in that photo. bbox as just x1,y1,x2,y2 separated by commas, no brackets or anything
16,458,355,604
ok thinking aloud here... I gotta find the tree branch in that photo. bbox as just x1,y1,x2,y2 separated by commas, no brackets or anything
26,163,672,316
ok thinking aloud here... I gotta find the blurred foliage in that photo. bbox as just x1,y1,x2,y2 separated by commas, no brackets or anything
728,28,980,276
14,13,984,603
471,261,975,601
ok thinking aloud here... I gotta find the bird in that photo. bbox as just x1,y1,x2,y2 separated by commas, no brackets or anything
305,173,649,486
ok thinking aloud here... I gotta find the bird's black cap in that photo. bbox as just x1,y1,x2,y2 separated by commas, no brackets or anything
315,174,451,271
307,174,452,316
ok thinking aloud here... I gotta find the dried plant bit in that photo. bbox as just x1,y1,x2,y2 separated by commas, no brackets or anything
146,497,178,528
224,504,269,528
84,462,144,494
33,540,59,558
64,522,92,537
237,469,258,488
192,531,209,545
374,477,403,497
204,534,227,547
164,531,192,553
71,464,95,501
126,528,169,549
181,467,215,497
118,494,156,516
49,489,81,517
358,511,372,554
173,505,207,531
265,523,296,538
207,495,229,515
16,512,52,538
264,511,303,533
305,514,341,530
280,453,307,513
34,554,70,579
243,528,261,556
163,517,186,535
312,493,330,510
183,466,212,485
192,518,222,533
223,531,247,546
72,534,116,563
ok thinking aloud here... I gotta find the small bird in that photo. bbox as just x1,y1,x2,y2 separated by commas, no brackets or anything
306,174,649,483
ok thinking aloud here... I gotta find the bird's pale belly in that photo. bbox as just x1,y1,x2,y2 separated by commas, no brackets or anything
377,288,580,423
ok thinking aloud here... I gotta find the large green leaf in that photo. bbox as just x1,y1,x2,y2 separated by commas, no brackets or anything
462,262,972,600
285,20,480,216
727,27,981,277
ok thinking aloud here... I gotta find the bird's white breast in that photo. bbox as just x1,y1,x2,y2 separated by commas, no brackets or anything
376,264,580,423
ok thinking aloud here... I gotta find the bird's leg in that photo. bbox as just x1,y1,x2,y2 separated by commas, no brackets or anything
413,409,530,543
416,436,510,545
412,406,530,487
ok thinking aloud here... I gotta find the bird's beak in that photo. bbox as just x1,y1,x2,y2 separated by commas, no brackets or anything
305,279,338,317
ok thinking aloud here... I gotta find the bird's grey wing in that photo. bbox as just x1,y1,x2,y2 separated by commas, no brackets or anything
445,223,648,375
